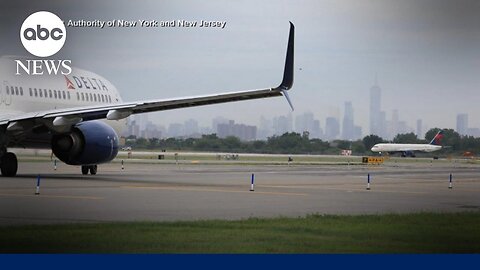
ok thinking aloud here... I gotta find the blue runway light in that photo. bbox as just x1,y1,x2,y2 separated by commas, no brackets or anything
35,175,41,195
449,173,453,189
367,173,371,190
250,173,255,192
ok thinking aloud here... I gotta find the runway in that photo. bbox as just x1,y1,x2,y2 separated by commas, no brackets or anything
1,160,480,225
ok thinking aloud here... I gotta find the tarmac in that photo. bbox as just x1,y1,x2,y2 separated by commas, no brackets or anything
1,159,480,225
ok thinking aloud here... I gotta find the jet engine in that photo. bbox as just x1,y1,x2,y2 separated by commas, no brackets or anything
51,120,119,165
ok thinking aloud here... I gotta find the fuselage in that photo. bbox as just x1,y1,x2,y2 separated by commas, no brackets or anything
371,143,442,153
0,56,127,147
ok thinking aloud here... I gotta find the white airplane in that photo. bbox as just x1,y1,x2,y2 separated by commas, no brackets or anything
370,130,444,157
0,23,295,177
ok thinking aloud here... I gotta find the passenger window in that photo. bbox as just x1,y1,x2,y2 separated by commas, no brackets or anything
94,94,97,102
39,89,43,97
44,89,47,98
20,87,23,96
101,95,105,102
34,88,38,97
86,93,89,101
89,93,93,102
54,90,57,99
67,91,70,99
81,93,85,101
62,91,66,99
76,92,79,100
15,86,19,95
29,88,32,96
49,90,52,98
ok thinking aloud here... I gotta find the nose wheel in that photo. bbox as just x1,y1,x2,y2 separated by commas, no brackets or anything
1,152,18,177
81,165,98,175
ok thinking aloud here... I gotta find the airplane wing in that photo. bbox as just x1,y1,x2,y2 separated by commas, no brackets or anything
0,22,294,133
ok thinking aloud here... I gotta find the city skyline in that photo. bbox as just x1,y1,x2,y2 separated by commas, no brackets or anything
126,76,450,140
124,75,480,141
123,72,476,141
124,109,480,142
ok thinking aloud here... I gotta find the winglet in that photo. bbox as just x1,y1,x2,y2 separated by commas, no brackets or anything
278,22,294,91
282,90,294,111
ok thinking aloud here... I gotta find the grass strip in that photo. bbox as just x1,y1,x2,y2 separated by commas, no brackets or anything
1,212,480,253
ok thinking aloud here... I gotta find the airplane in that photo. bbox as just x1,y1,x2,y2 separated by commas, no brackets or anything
370,130,444,157
0,22,294,177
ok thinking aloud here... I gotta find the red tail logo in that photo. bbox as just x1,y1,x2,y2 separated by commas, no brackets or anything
434,134,443,144
65,75,75,90
431,131,444,145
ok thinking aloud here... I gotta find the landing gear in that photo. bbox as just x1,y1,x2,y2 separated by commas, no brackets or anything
0,152,18,177
401,152,416,158
81,165,98,175
81,166,89,175
90,165,97,175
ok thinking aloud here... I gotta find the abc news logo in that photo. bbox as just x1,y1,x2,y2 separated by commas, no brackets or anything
23,25,64,41
16,11,72,75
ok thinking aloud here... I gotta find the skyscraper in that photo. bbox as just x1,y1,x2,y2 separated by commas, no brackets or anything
273,114,293,136
369,78,387,138
370,80,381,134
342,101,355,140
212,116,228,133
294,112,323,139
258,116,273,139
311,119,323,139
184,119,199,136
295,112,314,133
325,117,340,140
391,109,399,137
416,119,423,138
456,113,468,135
217,120,257,141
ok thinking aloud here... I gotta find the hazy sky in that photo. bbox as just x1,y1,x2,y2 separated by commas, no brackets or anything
1,0,480,134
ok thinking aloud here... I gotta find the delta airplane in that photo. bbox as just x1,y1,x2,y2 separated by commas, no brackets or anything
0,23,294,177
370,130,444,157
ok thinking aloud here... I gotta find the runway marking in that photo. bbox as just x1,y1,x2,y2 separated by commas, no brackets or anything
121,186,308,197
258,185,428,194
0,193,103,200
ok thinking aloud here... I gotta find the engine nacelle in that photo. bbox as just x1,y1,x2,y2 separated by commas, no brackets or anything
51,120,119,165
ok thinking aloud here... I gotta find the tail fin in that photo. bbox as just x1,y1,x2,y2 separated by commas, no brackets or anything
429,130,444,145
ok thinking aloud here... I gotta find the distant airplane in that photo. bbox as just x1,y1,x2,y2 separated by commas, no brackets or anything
0,22,295,176
370,130,444,157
